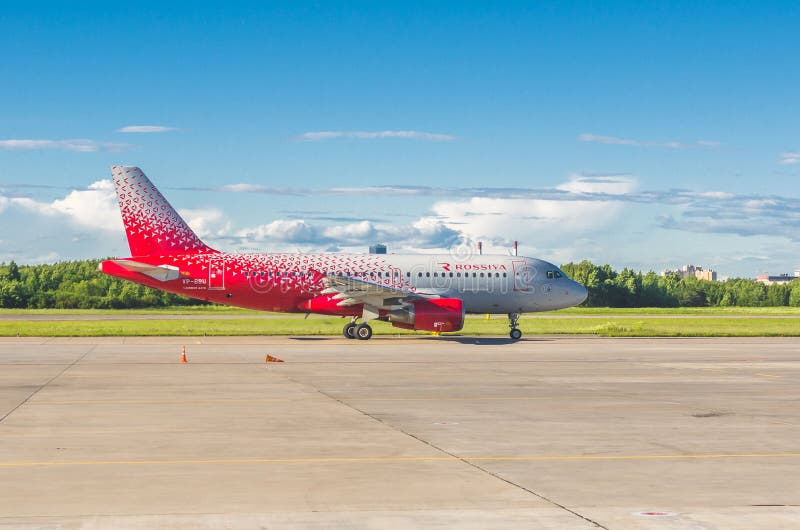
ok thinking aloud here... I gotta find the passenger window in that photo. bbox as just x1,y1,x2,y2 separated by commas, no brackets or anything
503,272,507,278
473,273,477,278
426,272,430,277
449,272,453,277
418,272,422,277
480,272,484,278
456,272,461,277
260,271,265,277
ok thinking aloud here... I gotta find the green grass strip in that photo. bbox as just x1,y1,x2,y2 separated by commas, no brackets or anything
0,315,797,337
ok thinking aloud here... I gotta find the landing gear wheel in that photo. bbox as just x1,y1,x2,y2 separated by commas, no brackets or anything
355,323,373,340
343,322,357,339
508,312,522,341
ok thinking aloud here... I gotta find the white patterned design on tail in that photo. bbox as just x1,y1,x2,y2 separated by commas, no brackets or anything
111,165,213,257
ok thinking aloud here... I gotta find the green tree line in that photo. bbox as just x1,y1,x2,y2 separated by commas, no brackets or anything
0,260,202,309
561,260,800,307
0,259,798,309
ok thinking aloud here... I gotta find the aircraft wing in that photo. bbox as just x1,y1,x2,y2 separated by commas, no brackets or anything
320,275,423,310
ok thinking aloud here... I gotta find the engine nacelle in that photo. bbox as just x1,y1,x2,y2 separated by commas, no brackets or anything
389,298,464,332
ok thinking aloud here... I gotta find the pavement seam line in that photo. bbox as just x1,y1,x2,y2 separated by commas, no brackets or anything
280,374,608,530
0,345,96,424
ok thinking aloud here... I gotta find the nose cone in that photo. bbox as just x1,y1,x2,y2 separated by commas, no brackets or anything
572,281,588,306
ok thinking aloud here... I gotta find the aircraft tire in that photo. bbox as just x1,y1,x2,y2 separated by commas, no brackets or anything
355,323,373,340
343,323,357,339
510,328,522,340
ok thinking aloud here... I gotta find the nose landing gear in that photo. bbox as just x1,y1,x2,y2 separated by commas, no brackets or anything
508,313,522,340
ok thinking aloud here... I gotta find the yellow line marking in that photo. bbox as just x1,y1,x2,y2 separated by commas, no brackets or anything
62,375,178,379
346,396,550,402
756,373,783,378
31,398,301,405
30,396,551,405
2,453,799,468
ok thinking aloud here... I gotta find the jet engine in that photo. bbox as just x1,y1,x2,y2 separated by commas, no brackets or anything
388,298,465,332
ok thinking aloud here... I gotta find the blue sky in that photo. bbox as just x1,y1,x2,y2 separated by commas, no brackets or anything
1,1,798,277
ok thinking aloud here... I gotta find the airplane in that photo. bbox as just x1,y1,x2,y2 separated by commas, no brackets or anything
99,166,588,340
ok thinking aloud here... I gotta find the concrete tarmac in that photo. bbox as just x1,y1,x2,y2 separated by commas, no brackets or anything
0,336,798,529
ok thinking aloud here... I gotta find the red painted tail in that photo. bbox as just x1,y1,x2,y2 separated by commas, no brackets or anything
111,166,215,257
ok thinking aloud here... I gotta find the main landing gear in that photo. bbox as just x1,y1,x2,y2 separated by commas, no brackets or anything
343,318,373,340
508,313,522,340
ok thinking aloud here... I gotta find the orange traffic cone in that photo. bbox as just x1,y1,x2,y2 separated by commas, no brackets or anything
265,354,284,363
181,346,187,364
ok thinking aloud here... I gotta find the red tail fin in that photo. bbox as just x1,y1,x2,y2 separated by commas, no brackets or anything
111,166,214,257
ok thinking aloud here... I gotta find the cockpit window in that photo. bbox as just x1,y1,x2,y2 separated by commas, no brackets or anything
546,270,564,279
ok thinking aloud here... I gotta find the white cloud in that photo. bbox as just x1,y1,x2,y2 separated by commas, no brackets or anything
297,130,456,142
178,208,230,238
556,174,637,195
10,179,123,232
2,170,797,277
233,217,460,250
0,139,131,152
116,125,177,133
0,180,129,262
425,175,638,248
219,183,271,193
779,152,800,164
692,191,736,200
578,133,721,150
322,220,376,240
237,219,320,243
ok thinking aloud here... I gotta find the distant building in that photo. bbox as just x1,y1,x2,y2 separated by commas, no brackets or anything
662,264,717,281
369,244,387,254
755,271,800,285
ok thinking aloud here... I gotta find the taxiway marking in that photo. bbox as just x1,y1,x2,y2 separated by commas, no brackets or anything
29,396,553,405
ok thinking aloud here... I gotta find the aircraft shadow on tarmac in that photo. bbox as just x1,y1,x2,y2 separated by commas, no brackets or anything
286,336,552,344
421,336,553,345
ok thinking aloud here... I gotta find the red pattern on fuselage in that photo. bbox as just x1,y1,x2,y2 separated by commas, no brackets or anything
109,252,411,314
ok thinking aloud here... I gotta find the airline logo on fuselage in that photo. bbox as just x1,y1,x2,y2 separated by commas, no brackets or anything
438,262,507,272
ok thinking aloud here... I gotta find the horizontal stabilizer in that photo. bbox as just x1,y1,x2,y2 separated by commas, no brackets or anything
107,260,180,281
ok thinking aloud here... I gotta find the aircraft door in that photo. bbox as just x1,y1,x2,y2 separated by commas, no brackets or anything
208,255,225,290
512,260,533,291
